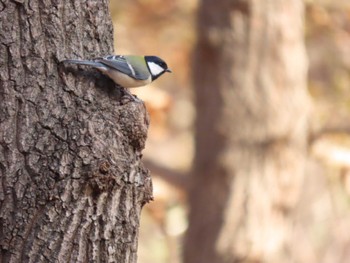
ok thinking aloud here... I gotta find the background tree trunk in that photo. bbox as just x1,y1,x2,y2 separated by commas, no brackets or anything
184,0,310,262
0,1,152,262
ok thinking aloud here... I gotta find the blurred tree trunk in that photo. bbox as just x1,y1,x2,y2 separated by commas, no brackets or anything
184,0,310,263
0,1,152,262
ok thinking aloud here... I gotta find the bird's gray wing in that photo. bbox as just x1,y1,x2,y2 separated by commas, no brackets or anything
96,55,150,80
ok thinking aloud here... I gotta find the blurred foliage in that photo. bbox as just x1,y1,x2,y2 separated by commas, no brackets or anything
306,0,350,130
109,0,350,262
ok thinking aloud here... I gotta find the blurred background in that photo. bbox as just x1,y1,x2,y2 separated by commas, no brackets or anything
109,0,350,262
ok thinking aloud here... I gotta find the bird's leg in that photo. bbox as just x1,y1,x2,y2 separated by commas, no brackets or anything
119,86,142,103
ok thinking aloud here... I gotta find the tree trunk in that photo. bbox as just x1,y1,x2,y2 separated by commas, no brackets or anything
184,0,310,262
0,1,152,262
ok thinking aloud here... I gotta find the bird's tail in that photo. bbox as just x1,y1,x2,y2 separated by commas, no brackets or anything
61,59,103,68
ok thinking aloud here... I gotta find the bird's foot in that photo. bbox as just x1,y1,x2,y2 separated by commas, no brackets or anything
120,87,142,104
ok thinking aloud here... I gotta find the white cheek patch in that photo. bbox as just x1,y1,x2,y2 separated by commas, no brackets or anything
148,62,164,76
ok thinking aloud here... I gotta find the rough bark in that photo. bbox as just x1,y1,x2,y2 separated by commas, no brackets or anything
184,0,310,262
0,1,152,262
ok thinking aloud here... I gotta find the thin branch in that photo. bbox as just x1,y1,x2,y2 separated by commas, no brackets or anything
143,159,189,190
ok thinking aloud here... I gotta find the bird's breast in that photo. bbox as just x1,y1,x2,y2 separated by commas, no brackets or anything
102,69,152,88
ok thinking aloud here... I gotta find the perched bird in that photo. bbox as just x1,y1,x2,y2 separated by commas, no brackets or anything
62,55,171,88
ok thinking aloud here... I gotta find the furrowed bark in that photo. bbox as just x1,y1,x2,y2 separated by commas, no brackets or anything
0,1,152,262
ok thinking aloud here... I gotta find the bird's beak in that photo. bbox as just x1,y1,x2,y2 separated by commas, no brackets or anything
166,69,172,73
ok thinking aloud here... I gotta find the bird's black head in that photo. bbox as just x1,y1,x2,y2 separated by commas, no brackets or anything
145,56,172,80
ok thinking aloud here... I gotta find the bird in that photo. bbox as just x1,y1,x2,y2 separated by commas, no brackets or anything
62,55,171,88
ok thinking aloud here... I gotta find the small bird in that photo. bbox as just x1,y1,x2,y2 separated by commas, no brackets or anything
62,55,171,88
